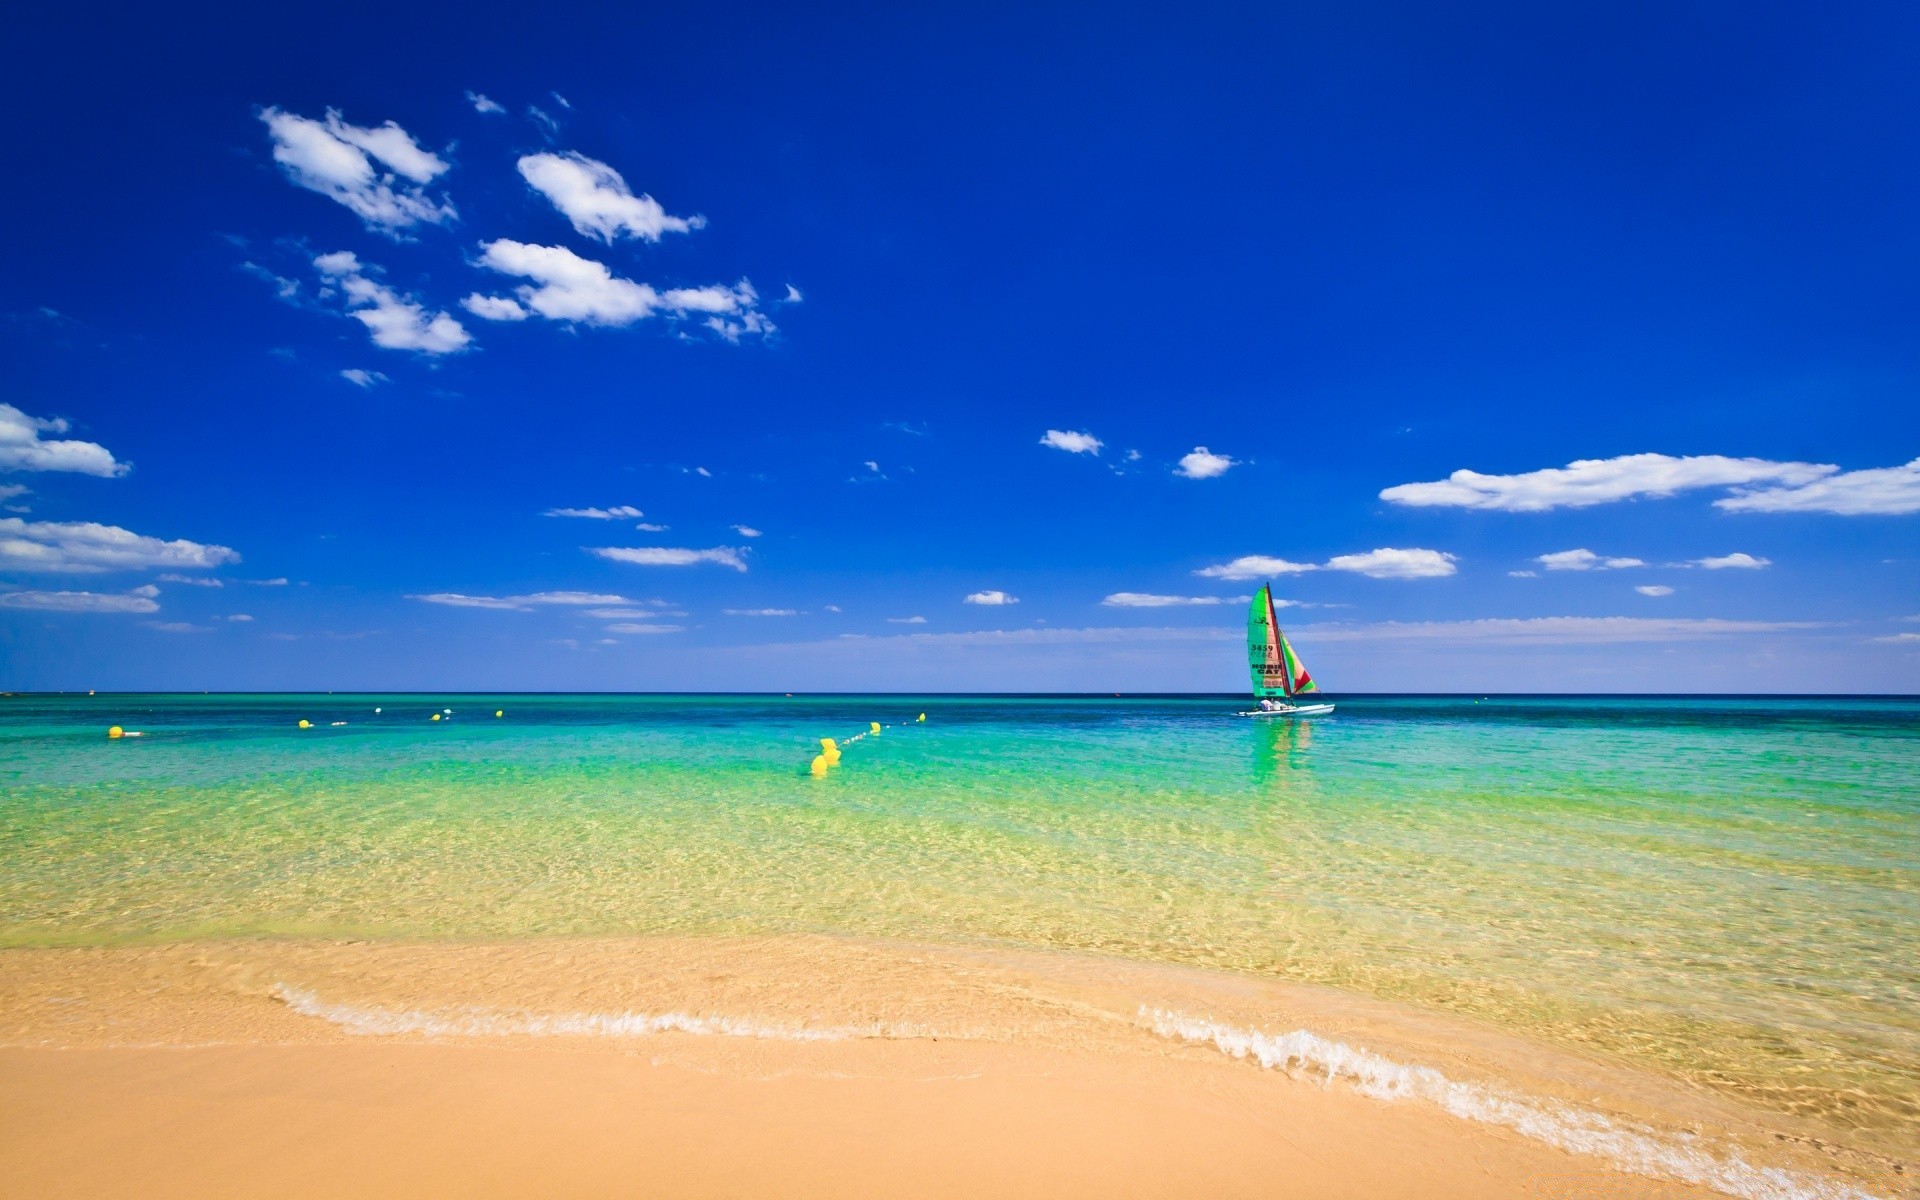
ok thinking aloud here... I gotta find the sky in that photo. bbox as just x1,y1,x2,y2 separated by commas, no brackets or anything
2,0,1917,692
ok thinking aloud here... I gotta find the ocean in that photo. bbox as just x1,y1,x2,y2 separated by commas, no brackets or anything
3,692,1915,1172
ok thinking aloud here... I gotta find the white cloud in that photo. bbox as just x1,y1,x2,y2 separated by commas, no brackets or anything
0,484,25,501
0,518,238,574
0,588,160,613
784,285,804,303
1536,549,1646,571
731,525,763,537
590,546,748,571
1102,593,1231,607
408,590,635,611
259,107,454,233
339,369,388,388
586,607,677,619
1692,552,1771,569
724,608,797,616
864,461,880,473
694,467,712,477
544,505,642,520
1302,617,1825,644
461,294,528,321
1715,458,1920,516
1636,585,1675,597
468,240,769,337
314,252,470,354
1197,549,1454,580
0,404,126,476
1872,632,1920,644
1324,548,1457,579
887,615,926,624
1174,447,1236,479
1040,429,1102,455
226,613,254,621
1380,453,1835,512
144,620,210,633
604,623,684,634
964,590,1018,606
466,91,505,115
517,152,704,243
158,573,222,587
247,577,289,586
824,604,841,613
1508,570,1537,578
634,522,669,532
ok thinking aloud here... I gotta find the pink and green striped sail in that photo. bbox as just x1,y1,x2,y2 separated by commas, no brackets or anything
1247,584,1317,698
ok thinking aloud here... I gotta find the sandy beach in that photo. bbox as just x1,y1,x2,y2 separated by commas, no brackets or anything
2,936,1897,1199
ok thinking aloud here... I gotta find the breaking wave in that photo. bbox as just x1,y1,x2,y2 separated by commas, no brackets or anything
1143,1008,1879,1200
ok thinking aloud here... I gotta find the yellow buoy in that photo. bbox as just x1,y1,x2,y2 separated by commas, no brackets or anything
495,710,504,718
107,725,124,739
820,737,841,763
810,754,829,776
870,722,882,735
917,713,926,722
431,713,442,722
297,719,311,729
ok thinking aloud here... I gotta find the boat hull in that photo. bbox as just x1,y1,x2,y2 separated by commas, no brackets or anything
1237,703,1335,718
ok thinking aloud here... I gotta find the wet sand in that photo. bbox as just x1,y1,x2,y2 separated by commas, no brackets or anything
0,937,1897,1199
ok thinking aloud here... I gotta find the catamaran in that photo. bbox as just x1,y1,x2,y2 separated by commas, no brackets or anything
1238,584,1335,718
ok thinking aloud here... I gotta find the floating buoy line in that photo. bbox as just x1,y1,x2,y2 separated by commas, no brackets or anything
810,712,926,776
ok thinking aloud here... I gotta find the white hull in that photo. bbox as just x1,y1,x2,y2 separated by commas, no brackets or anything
1238,703,1335,718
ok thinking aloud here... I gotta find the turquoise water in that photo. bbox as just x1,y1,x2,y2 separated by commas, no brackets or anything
2,693,1916,1154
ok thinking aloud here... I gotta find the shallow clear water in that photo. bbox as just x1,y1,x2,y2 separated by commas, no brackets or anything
3,693,1916,1154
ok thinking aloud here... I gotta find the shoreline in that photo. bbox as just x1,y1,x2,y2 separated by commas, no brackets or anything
1,935,1902,1199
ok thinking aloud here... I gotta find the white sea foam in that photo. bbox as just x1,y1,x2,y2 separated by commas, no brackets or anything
1143,1008,1880,1200
274,984,924,1043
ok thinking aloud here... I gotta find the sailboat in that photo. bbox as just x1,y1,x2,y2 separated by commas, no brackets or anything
1238,584,1335,718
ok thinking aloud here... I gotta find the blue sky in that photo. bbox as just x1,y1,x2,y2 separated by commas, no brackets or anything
2,1,1916,692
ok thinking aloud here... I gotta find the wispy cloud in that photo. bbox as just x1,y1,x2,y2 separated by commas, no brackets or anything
604,622,684,634
724,608,797,616
1196,548,1456,581
1714,458,1920,516
1300,616,1826,644
517,152,703,243
887,615,927,624
259,107,454,234
1174,447,1236,479
339,369,388,388
466,91,505,115
544,505,642,520
590,546,748,571
1871,632,1920,644
158,573,222,587
1689,552,1771,569
408,590,636,611
0,404,127,476
1635,585,1675,597
731,525,763,538
1536,549,1645,571
0,518,237,573
964,590,1018,605
1103,592,1241,607
314,251,470,354
1040,429,1102,455
0,587,160,613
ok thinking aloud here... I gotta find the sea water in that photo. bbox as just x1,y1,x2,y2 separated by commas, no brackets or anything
2,693,1915,1160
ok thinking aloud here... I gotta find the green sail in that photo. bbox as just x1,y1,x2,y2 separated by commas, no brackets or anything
1247,585,1290,697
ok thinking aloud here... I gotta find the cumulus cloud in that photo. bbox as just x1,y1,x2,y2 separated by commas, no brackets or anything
517,152,704,243
1714,458,1920,516
0,404,126,476
964,590,1018,605
0,588,161,613
339,369,388,388
1691,552,1771,569
544,505,642,519
407,590,635,611
590,546,748,571
1040,429,1102,455
1536,549,1646,571
466,91,505,115
731,525,763,537
1195,548,1456,580
260,107,454,234
1636,585,1675,597
466,240,770,337
0,518,238,574
314,251,470,354
1380,453,1834,512
1174,447,1236,479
